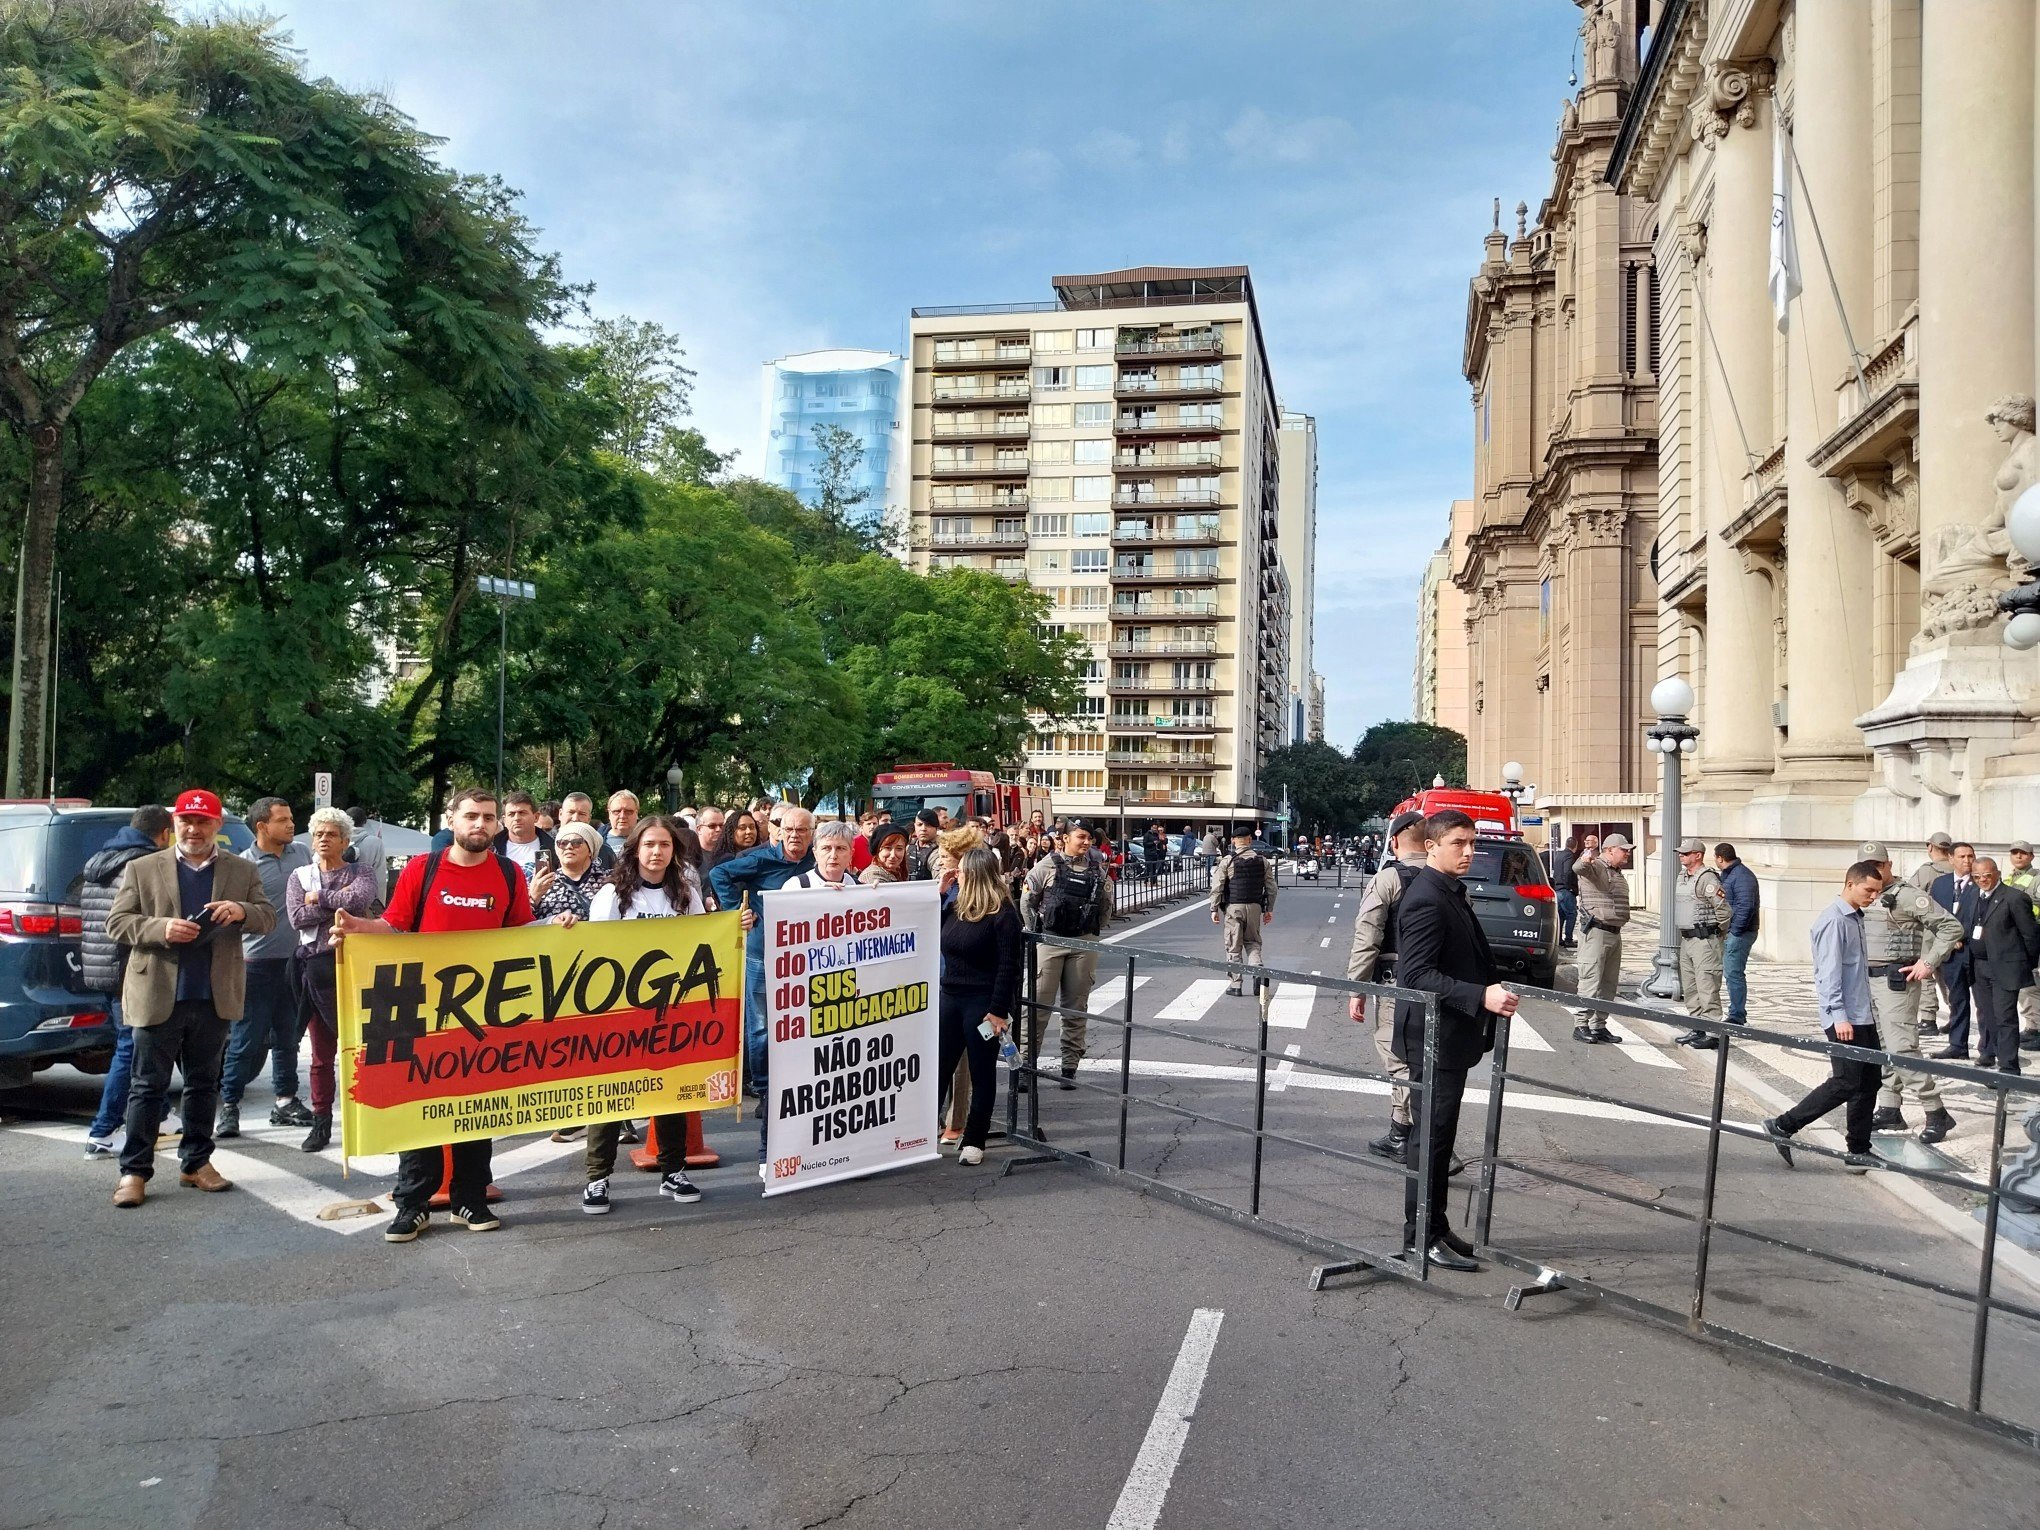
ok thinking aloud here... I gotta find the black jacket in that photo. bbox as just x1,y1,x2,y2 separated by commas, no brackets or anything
1973,885,2040,991
79,827,159,994
1391,865,1502,1072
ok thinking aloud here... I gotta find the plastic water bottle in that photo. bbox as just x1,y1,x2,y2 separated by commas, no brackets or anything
998,1030,1021,1067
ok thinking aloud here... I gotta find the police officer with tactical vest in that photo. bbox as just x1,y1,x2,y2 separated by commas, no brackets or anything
1210,824,1275,996
1345,810,1429,1159
1670,837,1731,1050
1571,832,1633,1043
1860,841,1962,1143
1910,831,1957,1036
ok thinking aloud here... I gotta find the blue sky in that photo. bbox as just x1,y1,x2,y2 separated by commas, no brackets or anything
269,1,1573,746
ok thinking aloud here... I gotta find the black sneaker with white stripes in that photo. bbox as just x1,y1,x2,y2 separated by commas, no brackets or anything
449,1202,502,1232
582,1178,612,1215
384,1207,429,1243
659,1171,701,1204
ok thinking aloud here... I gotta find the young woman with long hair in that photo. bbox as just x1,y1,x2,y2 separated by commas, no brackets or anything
938,845,1024,1165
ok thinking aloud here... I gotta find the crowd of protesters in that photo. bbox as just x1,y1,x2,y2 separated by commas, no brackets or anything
77,779,1167,1242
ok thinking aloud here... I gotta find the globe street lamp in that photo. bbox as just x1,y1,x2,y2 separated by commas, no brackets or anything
665,762,683,815
1641,676,1698,1001
1999,483,2040,648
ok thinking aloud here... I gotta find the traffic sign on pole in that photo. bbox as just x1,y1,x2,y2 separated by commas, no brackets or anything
313,771,333,811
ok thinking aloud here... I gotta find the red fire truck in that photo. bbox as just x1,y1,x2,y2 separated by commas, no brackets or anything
1390,786,1519,838
869,764,1051,832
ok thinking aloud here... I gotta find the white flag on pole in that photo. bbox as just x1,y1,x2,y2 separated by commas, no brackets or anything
1769,115,1802,331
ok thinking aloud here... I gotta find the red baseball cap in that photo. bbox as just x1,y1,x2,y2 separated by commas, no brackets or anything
173,788,224,819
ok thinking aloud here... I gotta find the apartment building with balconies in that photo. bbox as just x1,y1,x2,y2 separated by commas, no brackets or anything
906,266,1285,817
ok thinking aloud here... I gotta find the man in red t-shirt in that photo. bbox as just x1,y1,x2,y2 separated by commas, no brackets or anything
334,787,534,1244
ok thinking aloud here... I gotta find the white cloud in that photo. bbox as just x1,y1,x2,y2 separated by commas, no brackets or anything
1075,129,1143,171
1221,107,1359,165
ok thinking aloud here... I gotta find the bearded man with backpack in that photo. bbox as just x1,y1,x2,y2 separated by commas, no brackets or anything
332,787,535,1244
1019,819,1112,1090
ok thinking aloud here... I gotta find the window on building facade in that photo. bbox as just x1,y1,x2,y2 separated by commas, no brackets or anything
1032,403,1073,428
1074,402,1111,427
1071,548,1108,573
1072,437,1111,464
1074,364,1113,390
1034,366,1071,390
1030,439,1072,465
1031,476,1071,500
1033,330,1071,353
1073,475,1110,500
1030,512,1069,536
1076,328,1111,350
1031,549,1064,573
1073,512,1110,537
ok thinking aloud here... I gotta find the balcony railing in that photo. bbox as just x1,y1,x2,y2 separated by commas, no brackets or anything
992,567,1029,582
1106,750,1219,768
1112,597,1221,618
931,418,1029,439
1108,639,1220,657
1111,564,1222,583
932,382,1031,403
1113,489,1221,508
931,458,1030,476
1115,448,1223,469
1112,522,1222,546
1104,717,1219,735
1107,677,1220,693
931,493,1028,509
1116,415,1224,435
1108,788,1218,805
931,345,1032,370
1116,334,1223,358
1114,375,1225,399
916,529,1029,548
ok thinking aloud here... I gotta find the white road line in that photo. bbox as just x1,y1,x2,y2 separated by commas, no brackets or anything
1319,936,1331,948
1506,1018,1555,1052
1107,1307,1225,1530
1088,975,1154,1013
1066,1059,1706,1131
1154,979,1231,1022
1267,1043,1304,1093
1603,1018,1682,1068
1267,983,1315,1030
1103,899,1212,945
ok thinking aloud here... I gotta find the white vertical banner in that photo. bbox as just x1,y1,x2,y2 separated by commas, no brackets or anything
1769,114,1802,331
762,880,941,1195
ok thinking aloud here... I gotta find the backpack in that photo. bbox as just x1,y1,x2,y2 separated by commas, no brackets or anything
398,849,522,932
1039,852,1102,936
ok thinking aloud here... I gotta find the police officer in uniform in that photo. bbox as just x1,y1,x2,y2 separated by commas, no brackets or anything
1670,837,1730,1049
1570,832,1633,1043
1862,841,1961,1143
1345,810,1429,1159
2004,840,2040,1051
1910,831,1956,1036
1210,824,1275,996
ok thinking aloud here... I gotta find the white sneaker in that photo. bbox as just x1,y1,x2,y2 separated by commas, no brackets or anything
83,1131,121,1158
958,1145,984,1166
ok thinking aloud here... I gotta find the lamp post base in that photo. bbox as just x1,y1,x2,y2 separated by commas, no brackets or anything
1639,947,1684,1002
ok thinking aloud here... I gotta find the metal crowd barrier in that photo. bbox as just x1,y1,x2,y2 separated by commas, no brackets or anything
1001,934,2040,1452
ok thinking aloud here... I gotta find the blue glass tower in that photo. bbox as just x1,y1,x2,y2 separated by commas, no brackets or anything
759,349,904,529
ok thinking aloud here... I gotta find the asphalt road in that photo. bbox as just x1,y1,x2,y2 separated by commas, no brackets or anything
4,882,2040,1529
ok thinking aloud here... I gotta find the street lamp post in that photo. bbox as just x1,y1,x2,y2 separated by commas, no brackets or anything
1641,677,1698,1001
476,575,536,803
665,763,682,814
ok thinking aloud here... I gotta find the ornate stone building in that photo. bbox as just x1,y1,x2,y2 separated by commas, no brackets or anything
1614,0,2040,956
1452,0,1660,841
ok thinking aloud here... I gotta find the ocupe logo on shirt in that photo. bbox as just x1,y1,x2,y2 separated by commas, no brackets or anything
439,891,497,910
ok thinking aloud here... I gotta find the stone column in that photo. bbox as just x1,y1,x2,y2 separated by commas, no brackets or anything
1917,0,2034,587
1781,0,1877,780
1699,74,1780,786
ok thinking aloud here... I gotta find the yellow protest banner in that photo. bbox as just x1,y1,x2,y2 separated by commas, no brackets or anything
337,912,743,1159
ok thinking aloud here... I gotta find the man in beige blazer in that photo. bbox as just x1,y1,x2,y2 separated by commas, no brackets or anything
105,788,275,1207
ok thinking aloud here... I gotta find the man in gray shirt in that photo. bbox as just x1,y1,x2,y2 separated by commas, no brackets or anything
1763,859,1888,1174
219,795,313,1138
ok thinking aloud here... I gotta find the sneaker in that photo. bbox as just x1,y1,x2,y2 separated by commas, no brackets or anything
449,1203,502,1232
215,1101,240,1139
581,1178,612,1216
660,1171,702,1204
83,1131,121,1158
1842,1152,1879,1174
384,1207,429,1243
958,1145,985,1166
270,1098,315,1128
1761,1117,1795,1169
549,1126,586,1143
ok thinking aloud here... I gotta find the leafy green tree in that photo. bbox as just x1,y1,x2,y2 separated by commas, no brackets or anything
1260,740,1363,835
723,476,881,566
581,316,696,467
1351,720,1469,818
0,0,565,794
811,422,869,524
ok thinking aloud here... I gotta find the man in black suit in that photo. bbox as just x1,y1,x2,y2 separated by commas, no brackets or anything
1392,808,1521,1272
1968,857,2040,1075
1930,844,1982,1060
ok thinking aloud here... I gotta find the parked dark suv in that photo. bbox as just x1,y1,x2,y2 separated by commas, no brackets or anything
0,802,252,1089
1463,835,1559,990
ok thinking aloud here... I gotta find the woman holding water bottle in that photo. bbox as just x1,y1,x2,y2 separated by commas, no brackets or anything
937,846,1023,1165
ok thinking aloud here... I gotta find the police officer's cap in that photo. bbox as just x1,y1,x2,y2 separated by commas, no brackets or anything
1858,840,1892,865
1230,822,1256,841
1676,836,1705,854
1928,831,1955,850
2013,840,2035,855
1602,833,1632,850
1387,810,1425,840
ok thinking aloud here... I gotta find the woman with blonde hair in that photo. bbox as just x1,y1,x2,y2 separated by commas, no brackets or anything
284,807,382,1153
938,846,1023,1165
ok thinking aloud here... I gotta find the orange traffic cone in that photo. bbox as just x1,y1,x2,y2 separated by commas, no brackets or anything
425,1143,504,1208
628,1114,721,1172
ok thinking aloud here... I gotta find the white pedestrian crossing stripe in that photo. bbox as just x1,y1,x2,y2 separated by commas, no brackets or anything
1088,975,1154,1013
1602,1017,1681,1067
1267,984,1315,1030
1506,1018,1555,1052
1155,979,1231,1022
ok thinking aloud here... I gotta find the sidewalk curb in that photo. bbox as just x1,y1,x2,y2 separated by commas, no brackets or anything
1722,1057,2040,1299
